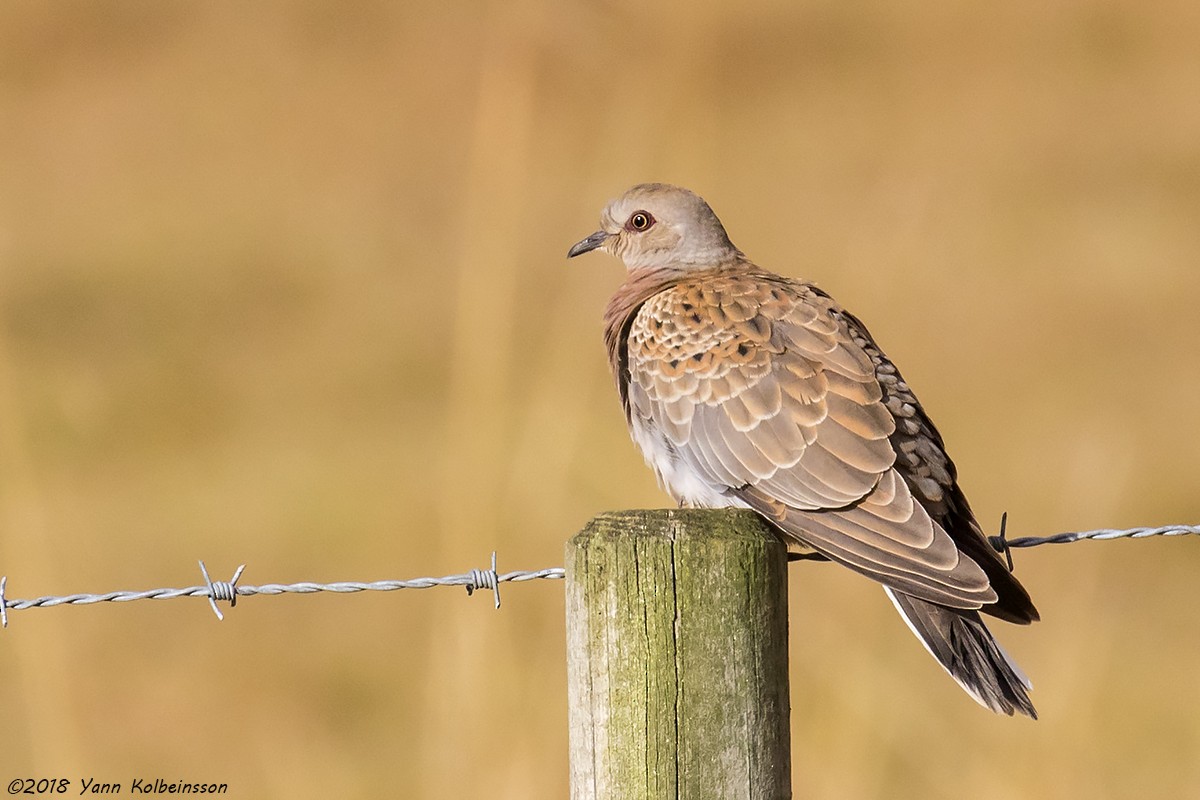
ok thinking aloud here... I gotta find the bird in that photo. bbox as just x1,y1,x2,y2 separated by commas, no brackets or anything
568,183,1040,718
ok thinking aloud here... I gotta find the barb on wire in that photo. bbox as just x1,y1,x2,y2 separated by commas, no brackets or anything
0,553,566,628
994,512,1015,571
463,552,502,609
199,561,246,621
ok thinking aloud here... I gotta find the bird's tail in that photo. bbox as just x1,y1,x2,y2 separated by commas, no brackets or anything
885,587,1037,719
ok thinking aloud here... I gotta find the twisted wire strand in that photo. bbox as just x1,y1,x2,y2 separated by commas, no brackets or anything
995,524,1200,548
982,517,1200,572
0,555,565,627
1,522,1196,628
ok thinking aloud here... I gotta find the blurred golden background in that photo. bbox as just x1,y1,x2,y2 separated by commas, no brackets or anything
2,1,1198,797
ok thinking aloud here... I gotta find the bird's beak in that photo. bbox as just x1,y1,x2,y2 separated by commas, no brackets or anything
567,230,611,259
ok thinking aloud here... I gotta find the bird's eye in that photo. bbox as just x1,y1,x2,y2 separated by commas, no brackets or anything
626,211,655,232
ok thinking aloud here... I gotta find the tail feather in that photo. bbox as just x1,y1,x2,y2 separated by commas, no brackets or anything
885,587,1037,719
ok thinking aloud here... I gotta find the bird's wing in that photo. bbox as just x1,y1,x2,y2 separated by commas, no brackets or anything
625,271,995,610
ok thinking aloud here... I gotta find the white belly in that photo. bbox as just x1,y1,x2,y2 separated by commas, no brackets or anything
629,416,750,510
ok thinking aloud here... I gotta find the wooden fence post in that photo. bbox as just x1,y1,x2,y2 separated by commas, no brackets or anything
566,508,791,799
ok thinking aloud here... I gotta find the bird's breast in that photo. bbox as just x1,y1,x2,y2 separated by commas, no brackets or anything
628,414,747,509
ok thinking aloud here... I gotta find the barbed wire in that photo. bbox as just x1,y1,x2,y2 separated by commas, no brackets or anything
992,523,1200,548
0,553,565,628
1,520,1196,628
984,514,1200,571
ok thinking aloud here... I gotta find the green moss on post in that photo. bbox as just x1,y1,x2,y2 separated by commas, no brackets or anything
566,509,791,799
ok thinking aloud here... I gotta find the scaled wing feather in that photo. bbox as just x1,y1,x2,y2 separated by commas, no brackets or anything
624,272,993,610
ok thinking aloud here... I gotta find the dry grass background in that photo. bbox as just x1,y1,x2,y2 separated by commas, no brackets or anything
1,1,1198,797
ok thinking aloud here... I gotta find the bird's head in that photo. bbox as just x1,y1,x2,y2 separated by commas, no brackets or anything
567,183,742,272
